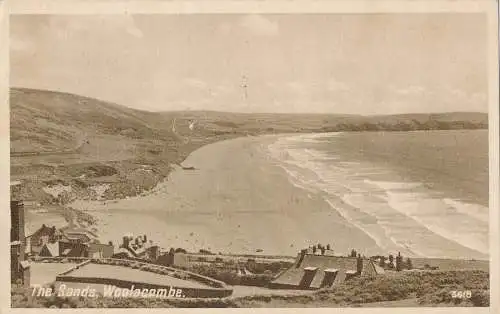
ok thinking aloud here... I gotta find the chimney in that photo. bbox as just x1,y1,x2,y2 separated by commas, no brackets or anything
150,246,159,261
143,235,147,243
122,236,130,248
356,253,363,274
396,252,403,271
295,249,307,268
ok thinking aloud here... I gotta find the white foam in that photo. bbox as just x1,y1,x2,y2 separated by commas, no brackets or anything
339,193,426,257
367,180,424,191
324,198,407,254
267,133,489,258
384,190,489,255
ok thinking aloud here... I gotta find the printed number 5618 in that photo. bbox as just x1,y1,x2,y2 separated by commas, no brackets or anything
450,290,472,299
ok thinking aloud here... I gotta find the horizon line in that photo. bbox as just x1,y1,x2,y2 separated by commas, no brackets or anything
9,86,489,117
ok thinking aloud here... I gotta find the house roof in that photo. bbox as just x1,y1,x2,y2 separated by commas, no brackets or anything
29,225,58,239
114,248,133,257
43,242,60,257
373,263,385,274
63,232,92,243
62,228,96,238
271,254,361,289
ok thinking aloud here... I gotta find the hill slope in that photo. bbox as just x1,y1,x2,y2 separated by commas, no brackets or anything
10,87,488,206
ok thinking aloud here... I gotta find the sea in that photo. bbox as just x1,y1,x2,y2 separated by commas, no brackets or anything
266,129,489,259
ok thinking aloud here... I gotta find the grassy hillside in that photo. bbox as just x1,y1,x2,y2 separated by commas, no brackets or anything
11,270,489,308
10,87,488,207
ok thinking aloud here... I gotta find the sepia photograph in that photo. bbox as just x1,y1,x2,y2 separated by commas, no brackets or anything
7,2,498,309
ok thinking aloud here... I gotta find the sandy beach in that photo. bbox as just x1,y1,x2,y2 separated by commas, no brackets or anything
69,134,377,256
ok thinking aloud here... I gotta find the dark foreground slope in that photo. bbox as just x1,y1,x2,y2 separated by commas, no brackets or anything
10,87,488,206
12,270,489,308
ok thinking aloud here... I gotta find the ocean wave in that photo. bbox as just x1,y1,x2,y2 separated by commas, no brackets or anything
324,198,394,252
266,134,490,258
381,189,489,256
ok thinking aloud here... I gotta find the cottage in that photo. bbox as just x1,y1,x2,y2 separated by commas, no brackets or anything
39,240,114,258
39,242,60,257
157,250,188,268
26,224,63,255
120,234,160,261
61,228,95,244
88,242,114,258
269,249,383,290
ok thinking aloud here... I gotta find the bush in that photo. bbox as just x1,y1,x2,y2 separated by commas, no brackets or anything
240,274,275,287
313,270,489,307
470,290,490,307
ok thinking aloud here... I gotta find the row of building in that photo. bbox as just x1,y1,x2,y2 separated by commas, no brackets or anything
10,181,192,288
28,224,190,267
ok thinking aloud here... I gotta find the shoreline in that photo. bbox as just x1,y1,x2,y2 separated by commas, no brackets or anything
67,133,380,257
64,131,489,260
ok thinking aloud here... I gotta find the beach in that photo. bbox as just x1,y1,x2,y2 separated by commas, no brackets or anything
68,131,489,259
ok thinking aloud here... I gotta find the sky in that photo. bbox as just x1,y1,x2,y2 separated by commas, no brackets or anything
10,14,488,114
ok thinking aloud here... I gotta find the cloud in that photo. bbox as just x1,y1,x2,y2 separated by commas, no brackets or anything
286,81,309,96
447,89,487,108
49,15,143,40
217,22,232,35
183,78,208,90
326,78,350,92
239,15,279,37
394,85,426,95
209,84,233,97
10,38,33,52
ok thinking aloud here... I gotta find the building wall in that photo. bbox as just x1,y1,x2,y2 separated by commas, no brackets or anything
56,276,232,298
88,243,114,258
173,253,188,268
157,252,188,268
157,253,174,266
